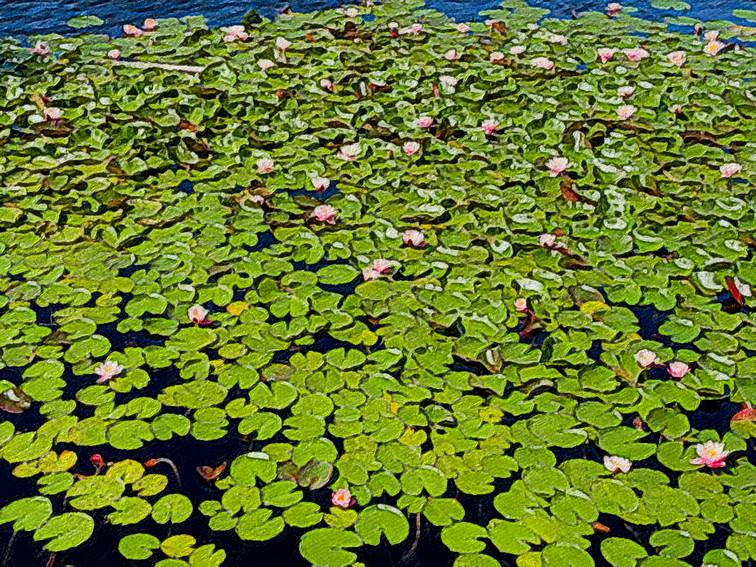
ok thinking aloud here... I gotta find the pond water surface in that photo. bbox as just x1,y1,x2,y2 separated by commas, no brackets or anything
0,0,752,37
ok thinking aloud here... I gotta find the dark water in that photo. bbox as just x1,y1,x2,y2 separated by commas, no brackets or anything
0,0,752,38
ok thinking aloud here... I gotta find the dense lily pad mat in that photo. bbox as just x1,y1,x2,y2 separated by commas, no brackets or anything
0,1,754,566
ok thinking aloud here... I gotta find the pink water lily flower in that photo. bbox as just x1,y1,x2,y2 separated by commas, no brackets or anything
481,119,499,136
456,23,470,33
43,107,62,121
616,105,636,120
490,51,505,63
331,488,355,509
123,24,143,37
617,86,635,98
311,176,330,191
514,298,528,312
720,163,742,178
667,51,686,67
222,25,248,42
704,30,719,42
95,360,124,384
363,259,394,281
597,48,614,63
603,455,631,473
539,233,557,248
606,2,623,16
703,40,726,56
510,45,527,56
635,349,657,368
188,304,210,325
312,205,338,224
402,229,426,248
275,37,292,51
250,195,266,206
670,104,683,114
415,116,434,129
257,157,274,174
31,41,51,57
668,361,690,378
624,47,649,61
339,143,360,161
403,141,420,156
546,156,569,177
320,78,333,91
107,49,121,60
257,59,275,71
690,441,729,468
530,57,554,70
445,49,461,61
143,18,158,31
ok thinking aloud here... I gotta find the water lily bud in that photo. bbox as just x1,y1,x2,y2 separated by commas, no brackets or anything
143,18,158,31
667,361,690,378
107,49,121,60
514,298,528,312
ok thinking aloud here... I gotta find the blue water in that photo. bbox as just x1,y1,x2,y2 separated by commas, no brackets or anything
0,0,752,38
